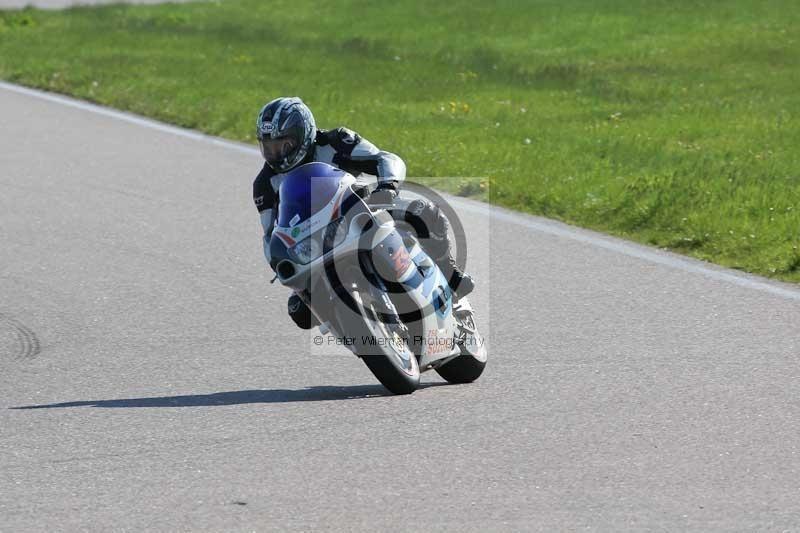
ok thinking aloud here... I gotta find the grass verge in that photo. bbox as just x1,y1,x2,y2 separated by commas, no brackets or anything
1,0,799,281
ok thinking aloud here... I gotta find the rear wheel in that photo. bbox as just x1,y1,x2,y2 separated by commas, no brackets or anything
435,353,485,384
435,306,486,384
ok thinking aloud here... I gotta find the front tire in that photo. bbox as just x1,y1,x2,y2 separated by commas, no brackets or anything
361,352,419,395
346,290,420,395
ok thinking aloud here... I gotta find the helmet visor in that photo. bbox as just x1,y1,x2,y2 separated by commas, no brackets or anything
259,136,299,167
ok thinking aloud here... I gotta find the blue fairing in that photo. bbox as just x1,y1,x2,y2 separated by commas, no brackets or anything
277,162,346,227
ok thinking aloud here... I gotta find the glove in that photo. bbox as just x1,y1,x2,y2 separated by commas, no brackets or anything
369,181,398,206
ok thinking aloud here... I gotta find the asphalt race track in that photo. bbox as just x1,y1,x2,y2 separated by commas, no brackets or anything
2,83,800,531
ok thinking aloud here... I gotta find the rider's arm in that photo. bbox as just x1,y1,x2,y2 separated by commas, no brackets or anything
320,128,407,190
352,137,406,188
253,164,278,265
259,209,275,263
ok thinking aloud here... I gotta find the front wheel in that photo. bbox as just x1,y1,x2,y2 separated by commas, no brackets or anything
361,351,419,395
347,290,420,395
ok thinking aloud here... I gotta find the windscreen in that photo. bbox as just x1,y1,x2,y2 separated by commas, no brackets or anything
277,162,346,227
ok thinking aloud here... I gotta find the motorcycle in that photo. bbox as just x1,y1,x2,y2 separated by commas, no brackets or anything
268,162,487,394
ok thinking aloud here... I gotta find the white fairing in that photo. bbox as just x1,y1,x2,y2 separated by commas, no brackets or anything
395,241,459,368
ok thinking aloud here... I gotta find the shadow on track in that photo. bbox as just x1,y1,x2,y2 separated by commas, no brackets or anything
10,382,449,409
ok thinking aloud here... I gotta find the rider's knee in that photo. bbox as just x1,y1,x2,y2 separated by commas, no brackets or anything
288,293,316,330
406,199,449,239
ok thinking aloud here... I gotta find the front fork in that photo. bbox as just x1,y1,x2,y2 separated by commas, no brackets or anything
301,253,405,347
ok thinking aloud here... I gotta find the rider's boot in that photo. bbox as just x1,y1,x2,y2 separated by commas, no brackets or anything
436,254,475,301
288,292,320,330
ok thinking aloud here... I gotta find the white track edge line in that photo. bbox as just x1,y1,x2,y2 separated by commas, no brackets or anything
0,80,258,156
446,196,800,301
2,80,799,302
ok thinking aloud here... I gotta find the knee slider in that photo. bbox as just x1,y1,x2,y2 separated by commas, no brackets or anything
288,293,315,330
405,199,448,240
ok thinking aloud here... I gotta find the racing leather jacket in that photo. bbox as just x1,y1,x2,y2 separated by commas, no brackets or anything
252,127,406,264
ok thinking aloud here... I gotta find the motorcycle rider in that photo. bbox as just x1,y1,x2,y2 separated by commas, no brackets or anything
252,96,474,329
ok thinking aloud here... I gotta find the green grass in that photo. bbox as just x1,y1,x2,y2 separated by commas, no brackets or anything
2,0,799,281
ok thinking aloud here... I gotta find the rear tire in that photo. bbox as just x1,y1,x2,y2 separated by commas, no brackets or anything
436,305,486,384
435,354,485,384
